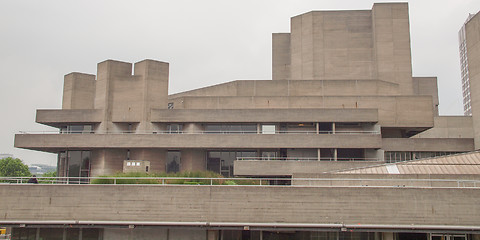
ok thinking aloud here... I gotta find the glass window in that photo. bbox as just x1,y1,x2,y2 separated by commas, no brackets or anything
205,124,257,134
166,124,183,133
166,151,181,173
39,228,63,240
207,151,256,177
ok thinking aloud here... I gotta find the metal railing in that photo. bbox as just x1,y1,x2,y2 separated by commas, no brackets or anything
1,176,480,188
236,157,382,161
18,130,380,135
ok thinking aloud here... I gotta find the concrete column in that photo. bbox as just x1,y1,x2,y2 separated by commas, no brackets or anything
316,122,319,134
382,232,394,240
334,148,338,161
62,73,96,110
332,122,336,134
257,123,261,134
317,148,321,161
207,230,219,240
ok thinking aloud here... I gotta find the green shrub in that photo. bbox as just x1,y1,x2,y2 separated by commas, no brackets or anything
90,171,225,185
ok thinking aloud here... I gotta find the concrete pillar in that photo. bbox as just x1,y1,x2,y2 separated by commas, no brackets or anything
316,122,319,134
334,148,338,161
134,60,170,132
181,149,206,172
207,230,219,240
382,232,394,240
62,72,96,110
372,3,413,95
317,148,321,161
332,122,336,134
272,33,291,81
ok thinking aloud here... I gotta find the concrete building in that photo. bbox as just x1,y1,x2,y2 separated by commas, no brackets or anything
6,3,480,240
463,12,480,150
459,13,477,116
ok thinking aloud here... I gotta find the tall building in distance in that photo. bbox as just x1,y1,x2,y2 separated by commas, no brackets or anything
461,11,480,149
459,13,477,115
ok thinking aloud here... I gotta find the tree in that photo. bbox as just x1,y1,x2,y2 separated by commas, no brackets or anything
0,157,31,177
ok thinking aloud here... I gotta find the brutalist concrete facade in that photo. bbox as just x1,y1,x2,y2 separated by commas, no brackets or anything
14,3,476,179
8,3,480,239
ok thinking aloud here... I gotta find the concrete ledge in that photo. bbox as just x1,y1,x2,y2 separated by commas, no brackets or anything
14,133,382,152
382,138,475,152
234,160,382,176
151,108,378,123
1,185,479,229
36,109,103,127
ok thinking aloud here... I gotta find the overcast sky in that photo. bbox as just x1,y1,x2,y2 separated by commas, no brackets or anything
1,0,479,166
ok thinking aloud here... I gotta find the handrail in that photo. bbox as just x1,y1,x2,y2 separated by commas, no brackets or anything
236,157,382,161
1,176,479,188
18,130,380,135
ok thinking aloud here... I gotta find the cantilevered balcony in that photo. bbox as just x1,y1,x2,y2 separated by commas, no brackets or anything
15,131,382,152
36,109,103,127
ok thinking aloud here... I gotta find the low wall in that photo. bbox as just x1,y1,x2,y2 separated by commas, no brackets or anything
1,185,479,230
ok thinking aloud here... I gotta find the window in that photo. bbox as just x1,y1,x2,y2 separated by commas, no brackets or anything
57,151,91,183
166,151,181,173
262,125,276,134
60,125,93,134
166,124,183,133
204,124,257,134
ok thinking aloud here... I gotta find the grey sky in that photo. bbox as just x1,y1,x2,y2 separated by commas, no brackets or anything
1,0,479,166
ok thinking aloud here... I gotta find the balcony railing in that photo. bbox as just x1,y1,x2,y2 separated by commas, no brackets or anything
19,130,380,135
1,176,480,188
236,157,382,161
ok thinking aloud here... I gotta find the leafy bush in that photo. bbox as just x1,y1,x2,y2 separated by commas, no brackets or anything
90,171,225,185
38,171,57,184
89,171,261,185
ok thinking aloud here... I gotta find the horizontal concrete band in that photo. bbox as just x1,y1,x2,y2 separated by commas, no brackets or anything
36,109,103,126
1,185,479,229
1,220,480,232
382,138,475,152
150,108,379,123
14,133,383,150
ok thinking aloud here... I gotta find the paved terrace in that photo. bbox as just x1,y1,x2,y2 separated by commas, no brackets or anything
1,178,480,232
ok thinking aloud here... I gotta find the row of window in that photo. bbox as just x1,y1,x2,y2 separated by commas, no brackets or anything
384,151,460,163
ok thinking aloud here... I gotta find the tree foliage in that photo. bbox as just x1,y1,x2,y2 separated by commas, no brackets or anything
0,157,31,177
41,171,57,178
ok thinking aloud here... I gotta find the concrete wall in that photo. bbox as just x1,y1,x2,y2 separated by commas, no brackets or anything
413,116,473,138
169,79,400,99
293,173,480,187
36,109,102,127
62,73,96,110
91,149,126,176
151,109,378,123
1,185,480,228
290,11,375,81
466,13,480,149
103,228,206,240
372,3,413,95
382,138,474,152
272,33,291,80
234,160,383,176
93,60,169,132
171,95,433,128
413,77,439,116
